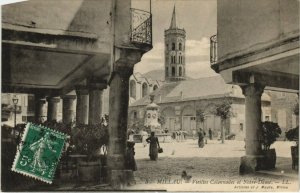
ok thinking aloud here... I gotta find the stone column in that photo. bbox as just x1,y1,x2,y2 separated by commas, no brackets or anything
75,86,89,125
88,82,106,125
34,94,46,123
46,97,60,121
61,95,76,124
108,66,134,188
240,83,265,174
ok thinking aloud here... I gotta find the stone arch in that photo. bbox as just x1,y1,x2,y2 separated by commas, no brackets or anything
142,82,148,97
172,42,175,50
181,105,196,134
161,106,176,131
129,80,136,99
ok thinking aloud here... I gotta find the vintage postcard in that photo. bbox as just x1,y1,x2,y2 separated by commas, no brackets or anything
1,0,299,192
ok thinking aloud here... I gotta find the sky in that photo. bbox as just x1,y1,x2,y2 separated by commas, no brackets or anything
0,0,218,79
132,0,218,79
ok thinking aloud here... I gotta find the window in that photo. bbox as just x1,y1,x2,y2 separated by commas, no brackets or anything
239,123,243,131
129,80,136,99
153,85,158,91
171,56,176,64
172,67,175,76
142,83,148,97
133,111,137,119
179,43,182,51
22,116,27,122
27,95,35,113
179,55,182,64
172,43,175,50
179,67,182,76
166,43,168,50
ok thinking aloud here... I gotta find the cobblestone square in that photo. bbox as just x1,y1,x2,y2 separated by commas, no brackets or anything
128,139,298,191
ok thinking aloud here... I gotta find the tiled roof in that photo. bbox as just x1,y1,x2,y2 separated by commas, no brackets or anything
130,75,270,107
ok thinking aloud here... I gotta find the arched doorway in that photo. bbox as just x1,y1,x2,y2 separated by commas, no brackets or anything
142,83,148,97
181,105,196,135
161,106,176,132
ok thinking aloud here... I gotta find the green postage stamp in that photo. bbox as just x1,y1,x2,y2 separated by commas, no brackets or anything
12,123,68,184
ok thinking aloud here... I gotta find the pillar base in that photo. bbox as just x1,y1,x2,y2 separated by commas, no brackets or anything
110,170,135,189
239,155,265,175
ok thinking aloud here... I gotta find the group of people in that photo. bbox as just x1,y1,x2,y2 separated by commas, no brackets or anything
171,130,187,141
126,131,161,171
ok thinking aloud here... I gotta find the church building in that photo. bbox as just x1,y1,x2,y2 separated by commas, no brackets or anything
128,6,272,140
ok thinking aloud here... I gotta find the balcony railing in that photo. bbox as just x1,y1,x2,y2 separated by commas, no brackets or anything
210,34,217,64
130,8,152,45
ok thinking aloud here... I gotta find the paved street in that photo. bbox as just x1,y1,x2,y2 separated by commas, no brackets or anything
128,139,298,191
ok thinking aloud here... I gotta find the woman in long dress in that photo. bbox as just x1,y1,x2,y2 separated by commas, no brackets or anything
146,132,160,161
125,141,137,171
198,128,205,148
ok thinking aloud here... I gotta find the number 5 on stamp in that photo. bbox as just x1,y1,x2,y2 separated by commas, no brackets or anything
12,123,68,184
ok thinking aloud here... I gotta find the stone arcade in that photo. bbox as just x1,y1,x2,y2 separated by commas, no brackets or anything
2,0,153,187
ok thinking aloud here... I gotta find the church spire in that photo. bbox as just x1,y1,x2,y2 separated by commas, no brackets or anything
169,5,177,29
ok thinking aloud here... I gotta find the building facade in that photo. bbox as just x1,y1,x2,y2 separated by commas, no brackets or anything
211,0,299,174
129,73,162,104
129,76,271,140
266,91,299,132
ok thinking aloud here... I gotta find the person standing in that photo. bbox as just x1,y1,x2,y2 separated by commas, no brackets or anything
198,128,205,148
146,132,160,161
208,128,213,140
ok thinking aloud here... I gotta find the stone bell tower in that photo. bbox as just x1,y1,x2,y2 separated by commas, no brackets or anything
164,5,186,82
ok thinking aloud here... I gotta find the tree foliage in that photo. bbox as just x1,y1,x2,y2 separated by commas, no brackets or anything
72,123,109,160
286,126,299,141
260,121,281,150
214,99,233,120
196,109,205,123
